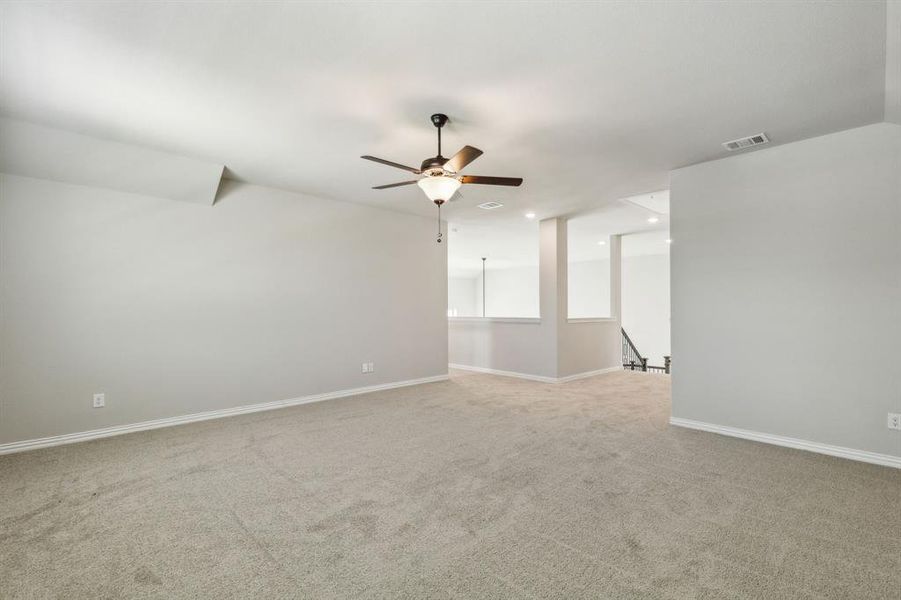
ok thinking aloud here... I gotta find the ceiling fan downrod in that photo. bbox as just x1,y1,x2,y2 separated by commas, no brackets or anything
430,113,449,159
435,198,444,243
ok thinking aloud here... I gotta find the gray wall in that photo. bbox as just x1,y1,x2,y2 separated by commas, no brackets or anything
448,319,554,378
0,174,448,445
886,0,900,125
567,259,612,319
447,276,478,317
476,266,540,319
671,122,901,457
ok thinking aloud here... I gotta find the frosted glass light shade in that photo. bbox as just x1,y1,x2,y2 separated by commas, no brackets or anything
417,176,461,202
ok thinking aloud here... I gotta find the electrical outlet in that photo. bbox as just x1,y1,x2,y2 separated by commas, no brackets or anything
361,362,369,374
368,362,375,373
93,393,105,408
888,413,901,431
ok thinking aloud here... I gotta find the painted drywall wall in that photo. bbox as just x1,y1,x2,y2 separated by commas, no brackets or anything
450,258,615,321
622,254,670,366
448,276,478,317
557,319,621,378
568,260,612,318
448,319,553,378
473,266,540,319
671,122,901,457
886,0,901,125
0,174,448,445
448,268,540,319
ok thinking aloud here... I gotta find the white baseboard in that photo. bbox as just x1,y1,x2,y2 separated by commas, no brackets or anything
448,363,557,383
669,417,901,469
556,366,623,383
449,363,621,384
0,374,449,456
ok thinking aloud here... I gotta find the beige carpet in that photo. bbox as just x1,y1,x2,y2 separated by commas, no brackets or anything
1,370,899,599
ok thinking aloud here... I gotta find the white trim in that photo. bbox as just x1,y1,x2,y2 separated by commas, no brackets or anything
0,375,449,456
448,317,540,324
669,417,901,469
449,363,621,384
556,366,622,382
449,363,556,383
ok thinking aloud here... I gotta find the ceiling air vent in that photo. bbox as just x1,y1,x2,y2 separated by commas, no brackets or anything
722,132,769,152
478,201,504,210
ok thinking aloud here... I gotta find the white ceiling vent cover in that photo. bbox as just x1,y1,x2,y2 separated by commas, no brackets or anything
477,201,504,210
722,133,769,151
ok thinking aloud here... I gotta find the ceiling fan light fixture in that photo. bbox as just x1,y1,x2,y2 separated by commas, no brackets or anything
417,175,461,202
363,114,523,243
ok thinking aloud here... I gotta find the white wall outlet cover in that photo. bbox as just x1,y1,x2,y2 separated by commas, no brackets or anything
368,362,375,373
888,413,901,431
361,363,368,373
93,393,105,408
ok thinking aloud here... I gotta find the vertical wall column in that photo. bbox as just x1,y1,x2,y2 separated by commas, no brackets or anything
538,217,567,330
537,217,566,376
609,234,622,321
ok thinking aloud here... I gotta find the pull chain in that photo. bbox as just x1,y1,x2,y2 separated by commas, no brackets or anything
436,201,443,243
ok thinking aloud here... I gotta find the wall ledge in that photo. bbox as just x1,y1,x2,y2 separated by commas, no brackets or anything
448,317,540,324
0,118,225,205
566,317,618,324
0,374,450,456
670,417,901,469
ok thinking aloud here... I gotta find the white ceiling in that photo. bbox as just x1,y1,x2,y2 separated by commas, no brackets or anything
568,193,671,262
448,191,670,277
0,1,889,223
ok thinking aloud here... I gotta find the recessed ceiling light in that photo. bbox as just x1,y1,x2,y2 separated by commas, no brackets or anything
665,239,673,244
647,216,659,224
597,240,606,246
525,212,536,219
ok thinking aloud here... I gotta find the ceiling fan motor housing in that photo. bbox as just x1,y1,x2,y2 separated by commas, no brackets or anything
420,157,448,173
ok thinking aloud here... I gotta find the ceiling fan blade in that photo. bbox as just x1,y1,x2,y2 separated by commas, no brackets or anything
460,175,523,187
361,155,421,174
372,180,419,190
443,146,483,173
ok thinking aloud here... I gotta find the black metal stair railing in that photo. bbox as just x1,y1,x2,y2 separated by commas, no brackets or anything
622,328,670,374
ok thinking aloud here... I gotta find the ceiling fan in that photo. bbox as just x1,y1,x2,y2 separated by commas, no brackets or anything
362,113,523,242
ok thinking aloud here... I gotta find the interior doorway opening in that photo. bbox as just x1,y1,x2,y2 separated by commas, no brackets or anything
621,230,671,371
